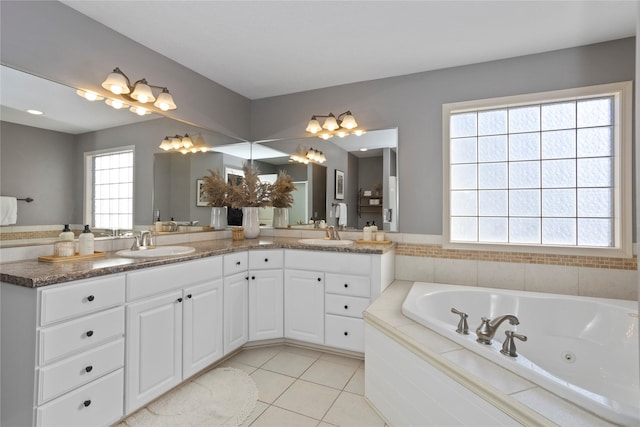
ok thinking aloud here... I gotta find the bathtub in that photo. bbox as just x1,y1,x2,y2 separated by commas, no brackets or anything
401,282,639,426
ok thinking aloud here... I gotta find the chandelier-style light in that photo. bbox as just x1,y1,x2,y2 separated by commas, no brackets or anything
290,147,326,165
76,67,178,115
305,110,364,139
159,134,211,154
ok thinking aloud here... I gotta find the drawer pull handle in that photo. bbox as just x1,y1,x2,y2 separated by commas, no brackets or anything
177,298,183,303
317,277,322,282
83,400,91,407
86,330,94,337
344,305,349,310
236,261,241,266
344,332,349,336
344,284,349,288
85,365,93,373
87,295,95,302
264,258,269,262
245,276,249,280
187,294,192,299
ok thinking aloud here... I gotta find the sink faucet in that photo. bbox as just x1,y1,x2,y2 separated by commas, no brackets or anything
475,314,519,344
325,226,340,240
131,230,154,251
168,221,178,232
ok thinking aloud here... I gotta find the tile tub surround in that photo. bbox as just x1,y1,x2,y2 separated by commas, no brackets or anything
0,236,395,288
364,281,619,427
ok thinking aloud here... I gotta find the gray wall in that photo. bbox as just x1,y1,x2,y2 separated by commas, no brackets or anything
251,38,636,234
0,122,77,225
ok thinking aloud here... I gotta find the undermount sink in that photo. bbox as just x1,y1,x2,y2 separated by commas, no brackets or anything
297,238,354,247
116,245,196,258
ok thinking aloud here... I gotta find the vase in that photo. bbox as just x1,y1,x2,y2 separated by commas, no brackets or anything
242,207,260,239
272,207,289,228
210,206,228,230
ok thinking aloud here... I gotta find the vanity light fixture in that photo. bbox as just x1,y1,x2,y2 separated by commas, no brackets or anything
76,89,104,101
289,147,326,164
305,110,363,139
159,134,210,154
101,67,177,112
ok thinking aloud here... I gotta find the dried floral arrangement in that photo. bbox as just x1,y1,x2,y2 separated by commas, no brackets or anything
270,170,297,208
201,169,229,206
228,164,271,208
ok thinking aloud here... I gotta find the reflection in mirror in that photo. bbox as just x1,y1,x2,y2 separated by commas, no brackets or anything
255,127,398,231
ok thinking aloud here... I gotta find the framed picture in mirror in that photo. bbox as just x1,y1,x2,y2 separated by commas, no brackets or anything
335,169,345,200
196,179,208,206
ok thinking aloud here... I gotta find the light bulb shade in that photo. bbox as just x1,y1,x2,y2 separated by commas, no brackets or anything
159,138,172,150
106,98,129,109
305,118,322,133
319,133,333,140
171,137,182,149
340,113,357,129
76,89,104,101
154,89,177,111
130,80,155,103
181,135,193,148
130,106,151,115
101,69,130,95
322,114,339,131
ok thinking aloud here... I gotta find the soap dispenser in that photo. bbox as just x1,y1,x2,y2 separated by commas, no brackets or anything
59,224,74,241
78,225,95,256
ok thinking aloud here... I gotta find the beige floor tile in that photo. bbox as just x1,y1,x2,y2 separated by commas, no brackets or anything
238,401,269,427
301,359,357,390
250,368,296,403
281,345,324,359
218,359,258,375
262,351,317,377
230,346,281,368
318,352,363,369
343,368,364,395
323,391,385,427
252,405,319,427
274,379,340,420
318,422,339,427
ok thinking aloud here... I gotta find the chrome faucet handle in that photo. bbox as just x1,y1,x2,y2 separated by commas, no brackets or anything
450,308,469,334
500,330,528,357
130,235,141,251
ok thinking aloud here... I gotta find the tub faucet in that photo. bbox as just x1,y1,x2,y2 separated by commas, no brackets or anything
475,314,519,344
450,308,469,334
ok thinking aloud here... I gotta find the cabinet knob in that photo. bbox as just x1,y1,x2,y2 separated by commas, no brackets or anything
187,294,192,299
86,330,94,337
245,276,249,280
264,258,269,262
344,332,349,336
344,283,349,288
87,295,95,302
83,400,91,407
236,261,241,266
317,277,322,282
177,297,183,303
85,365,93,373
344,305,349,310
252,276,256,280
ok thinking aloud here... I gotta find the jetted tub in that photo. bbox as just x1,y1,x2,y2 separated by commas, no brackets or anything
401,282,640,425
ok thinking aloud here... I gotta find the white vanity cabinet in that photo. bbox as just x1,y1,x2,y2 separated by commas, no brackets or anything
284,269,325,344
248,249,284,341
1,274,126,427
223,252,249,354
125,257,223,413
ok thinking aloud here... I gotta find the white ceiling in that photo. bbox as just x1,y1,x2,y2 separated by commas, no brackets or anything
61,1,636,100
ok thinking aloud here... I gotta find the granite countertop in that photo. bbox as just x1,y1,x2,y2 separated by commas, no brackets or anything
0,237,395,288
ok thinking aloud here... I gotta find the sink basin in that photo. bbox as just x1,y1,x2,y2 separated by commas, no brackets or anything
116,245,196,258
297,238,354,247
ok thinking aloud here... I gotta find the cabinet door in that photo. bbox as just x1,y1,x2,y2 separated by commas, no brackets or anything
125,290,183,414
183,278,224,378
249,269,283,341
284,269,324,344
223,272,249,355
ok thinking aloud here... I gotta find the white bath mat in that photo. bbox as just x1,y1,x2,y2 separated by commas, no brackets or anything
121,367,258,427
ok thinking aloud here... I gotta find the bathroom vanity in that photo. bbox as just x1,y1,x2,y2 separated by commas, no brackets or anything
0,237,394,427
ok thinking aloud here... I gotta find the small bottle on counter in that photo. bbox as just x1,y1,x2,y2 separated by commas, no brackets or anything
78,225,95,256
155,210,163,232
59,224,75,241
370,221,378,240
363,224,373,241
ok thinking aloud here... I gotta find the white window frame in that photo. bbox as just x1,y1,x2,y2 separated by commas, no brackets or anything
84,145,135,229
442,81,633,258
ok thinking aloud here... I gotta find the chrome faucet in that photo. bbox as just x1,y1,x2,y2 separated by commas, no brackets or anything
475,314,519,344
131,230,154,251
500,330,528,357
168,221,178,232
325,226,340,240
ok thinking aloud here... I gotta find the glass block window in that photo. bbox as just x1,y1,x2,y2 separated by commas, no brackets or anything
443,82,632,256
86,148,134,229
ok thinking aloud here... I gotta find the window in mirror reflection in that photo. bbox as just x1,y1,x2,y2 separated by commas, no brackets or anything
85,147,134,229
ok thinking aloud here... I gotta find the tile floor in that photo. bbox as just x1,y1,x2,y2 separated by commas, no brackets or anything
222,345,387,427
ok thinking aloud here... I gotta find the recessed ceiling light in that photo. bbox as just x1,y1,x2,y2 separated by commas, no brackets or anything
26,109,44,115
360,148,368,152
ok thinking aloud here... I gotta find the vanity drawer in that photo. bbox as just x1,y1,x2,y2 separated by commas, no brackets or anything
325,274,370,297
325,294,369,319
38,338,124,405
39,306,124,365
249,249,283,270
325,314,364,352
36,369,124,427
224,252,249,275
40,275,125,326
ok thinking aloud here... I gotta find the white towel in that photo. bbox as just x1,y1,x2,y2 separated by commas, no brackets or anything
0,196,17,225
337,203,347,227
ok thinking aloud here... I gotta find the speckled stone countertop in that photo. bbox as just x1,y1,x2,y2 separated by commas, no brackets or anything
0,237,395,288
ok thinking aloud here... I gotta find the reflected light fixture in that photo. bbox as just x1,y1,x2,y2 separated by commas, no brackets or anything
96,66,177,113
305,110,363,139
76,89,104,101
289,146,326,164
159,134,210,154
